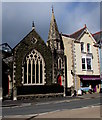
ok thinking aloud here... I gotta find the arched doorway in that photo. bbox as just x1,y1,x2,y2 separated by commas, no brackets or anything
57,74,62,86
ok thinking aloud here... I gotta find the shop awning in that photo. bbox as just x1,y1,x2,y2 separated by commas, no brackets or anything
79,75,101,80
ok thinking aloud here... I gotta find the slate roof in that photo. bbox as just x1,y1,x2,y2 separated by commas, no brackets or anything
62,25,87,41
0,43,12,59
92,31,102,44
69,25,86,40
13,28,45,51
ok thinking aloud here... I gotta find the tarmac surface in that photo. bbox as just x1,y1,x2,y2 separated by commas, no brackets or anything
2,92,101,108
1,93,102,119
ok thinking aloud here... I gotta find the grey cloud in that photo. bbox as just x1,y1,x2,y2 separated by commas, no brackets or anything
2,2,100,48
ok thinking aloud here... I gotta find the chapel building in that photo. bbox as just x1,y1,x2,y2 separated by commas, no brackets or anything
2,7,101,100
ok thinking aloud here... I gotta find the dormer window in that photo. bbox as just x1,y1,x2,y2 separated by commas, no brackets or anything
81,42,84,52
87,43,90,53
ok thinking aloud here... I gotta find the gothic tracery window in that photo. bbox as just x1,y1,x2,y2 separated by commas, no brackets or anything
23,49,45,85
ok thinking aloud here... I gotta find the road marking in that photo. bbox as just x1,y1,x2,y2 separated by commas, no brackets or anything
3,114,38,118
3,103,32,109
87,103,101,108
36,102,52,106
21,103,31,106
53,100,70,104
38,110,61,116
35,100,70,106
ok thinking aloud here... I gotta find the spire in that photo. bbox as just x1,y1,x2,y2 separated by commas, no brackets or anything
47,7,60,42
32,21,35,30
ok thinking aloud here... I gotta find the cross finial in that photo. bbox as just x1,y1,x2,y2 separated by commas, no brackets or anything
52,5,54,13
32,21,35,30
84,24,86,28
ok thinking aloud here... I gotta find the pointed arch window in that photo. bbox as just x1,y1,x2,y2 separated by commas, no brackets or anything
24,61,27,84
32,60,35,83
22,49,45,85
58,57,62,69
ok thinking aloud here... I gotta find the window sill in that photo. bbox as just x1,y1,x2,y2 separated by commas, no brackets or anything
82,69,86,71
81,51,86,54
87,52,92,55
87,69,93,72
23,83,45,86
81,52,92,55
82,69,93,72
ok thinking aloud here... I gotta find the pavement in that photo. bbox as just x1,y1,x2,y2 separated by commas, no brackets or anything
2,93,101,108
35,105,101,118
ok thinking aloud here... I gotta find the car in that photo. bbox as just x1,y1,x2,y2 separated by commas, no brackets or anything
79,87,93,95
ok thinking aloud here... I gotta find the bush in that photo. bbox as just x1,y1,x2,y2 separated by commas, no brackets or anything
17,84,64,95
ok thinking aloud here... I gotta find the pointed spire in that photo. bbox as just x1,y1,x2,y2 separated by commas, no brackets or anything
32,21,35,30
47,7,60,42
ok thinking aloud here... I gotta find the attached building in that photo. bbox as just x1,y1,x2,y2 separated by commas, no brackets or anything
62,25,101,93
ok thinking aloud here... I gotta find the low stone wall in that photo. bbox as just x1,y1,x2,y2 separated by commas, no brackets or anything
17,93,63,100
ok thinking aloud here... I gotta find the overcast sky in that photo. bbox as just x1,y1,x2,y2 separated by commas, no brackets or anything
2,2,100,48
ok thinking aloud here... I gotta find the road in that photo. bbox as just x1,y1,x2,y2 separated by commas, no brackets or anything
2,94,101,118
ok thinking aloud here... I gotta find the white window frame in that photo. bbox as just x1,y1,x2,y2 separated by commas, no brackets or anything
87,43,91,53
86,58,91,70
82,56,93,71
82,58,86,70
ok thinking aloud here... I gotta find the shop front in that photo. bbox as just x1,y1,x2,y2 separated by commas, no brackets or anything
79,75,101,93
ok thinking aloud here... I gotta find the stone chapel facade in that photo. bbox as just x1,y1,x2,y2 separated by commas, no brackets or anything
11,8,65,100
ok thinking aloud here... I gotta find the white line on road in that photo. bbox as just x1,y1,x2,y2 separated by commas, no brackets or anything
38,110,61,116
3,114,38,118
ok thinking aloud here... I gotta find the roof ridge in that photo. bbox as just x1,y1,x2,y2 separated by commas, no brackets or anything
70,26,86,37
92,31,102,36
62,33,70,37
